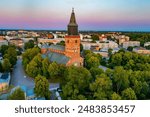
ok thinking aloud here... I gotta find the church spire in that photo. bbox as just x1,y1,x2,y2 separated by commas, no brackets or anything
67,8,78,35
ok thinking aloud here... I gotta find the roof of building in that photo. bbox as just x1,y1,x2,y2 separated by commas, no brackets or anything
41,44,49,49
41,44,65,51
20,86,27,93
134,47,147,50
49,44,65,51
42,51,70,65
0,73,10,83
1,73,9,80
68,8,78,26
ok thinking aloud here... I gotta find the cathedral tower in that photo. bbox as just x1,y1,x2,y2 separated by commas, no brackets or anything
65,8,81,57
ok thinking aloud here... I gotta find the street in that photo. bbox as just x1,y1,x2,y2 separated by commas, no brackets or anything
10,58,34,89
10,58,59,90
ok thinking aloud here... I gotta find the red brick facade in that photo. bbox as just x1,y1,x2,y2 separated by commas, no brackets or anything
65,36,80,57
65,35,83,66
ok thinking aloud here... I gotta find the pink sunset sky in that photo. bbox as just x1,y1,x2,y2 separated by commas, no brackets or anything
0,0,150,31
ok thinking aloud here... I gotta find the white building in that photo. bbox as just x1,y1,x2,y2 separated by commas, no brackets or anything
99,34,107,42
97,41,118,49
82,41,118,50
133,47,150,55
123,41,140,49
0,40,8,46
22,38,34,43
144,42,150,47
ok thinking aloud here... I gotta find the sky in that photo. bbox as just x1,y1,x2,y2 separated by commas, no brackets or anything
0,0,150,31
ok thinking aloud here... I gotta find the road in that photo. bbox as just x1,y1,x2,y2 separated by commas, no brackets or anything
10,58,34,89
10,58,59,90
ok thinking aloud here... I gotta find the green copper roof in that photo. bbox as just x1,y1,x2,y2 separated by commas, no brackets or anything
42,52,70,65
49,44,65,51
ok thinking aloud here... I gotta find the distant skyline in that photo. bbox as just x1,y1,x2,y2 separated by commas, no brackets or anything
0,0,150,31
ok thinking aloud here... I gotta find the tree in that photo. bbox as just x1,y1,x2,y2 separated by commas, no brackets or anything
121,88,137,100
0,62,3,72
26,54,43,78
8,88,25,100
48,62,60,79
22,47,40,68
118,48,125,53
109,53,122,68
91,34,99,42
105,68,113,78
124,60,135,70
145,45,150,50
108,48,113,56
24,40,35,50
86,56,100,69
112,66,130,93
90,67,104,80
0,45,8,55
122,52,132,66
42,58,50,78
2,58,11,72
84,50,92,56
4,47,17,66
34,75,50,99
111,92,121,100
57,41,65,46
90,74,113,100
80,44,83,52
62,66,92,99
127,46,133,51
129,71,149,99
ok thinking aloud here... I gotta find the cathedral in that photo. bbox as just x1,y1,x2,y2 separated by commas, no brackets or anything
41,9,83,66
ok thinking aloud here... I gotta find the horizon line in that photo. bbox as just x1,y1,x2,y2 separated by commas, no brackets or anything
0,28,150,33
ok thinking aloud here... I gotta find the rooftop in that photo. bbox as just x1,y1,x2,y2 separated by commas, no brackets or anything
42,51,70,65
134,47,147,50
0,73,10,83
49,44,65,51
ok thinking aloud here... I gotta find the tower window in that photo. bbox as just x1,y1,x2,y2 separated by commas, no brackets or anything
75,40,77,43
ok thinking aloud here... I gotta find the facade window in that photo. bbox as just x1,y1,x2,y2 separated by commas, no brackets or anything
67,40,69,43
75,40,77,43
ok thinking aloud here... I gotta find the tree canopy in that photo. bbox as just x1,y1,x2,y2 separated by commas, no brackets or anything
62,66,92,100
34,75,50,99
24,40,35,50
8,88,25,100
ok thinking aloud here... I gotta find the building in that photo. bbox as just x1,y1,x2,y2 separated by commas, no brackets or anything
41,9,83,66
9,39,24,48
47,33,54,39
144,42,150,47
118,35,130,45
99,34,107,42
94,51,109,58
38,38,64,44
82,40,118,50
0,40,8,46
0,73,10,92
133,47,150,55
98,41,118,49
0,36,5,40
22,38,34,43
123,41,140,49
